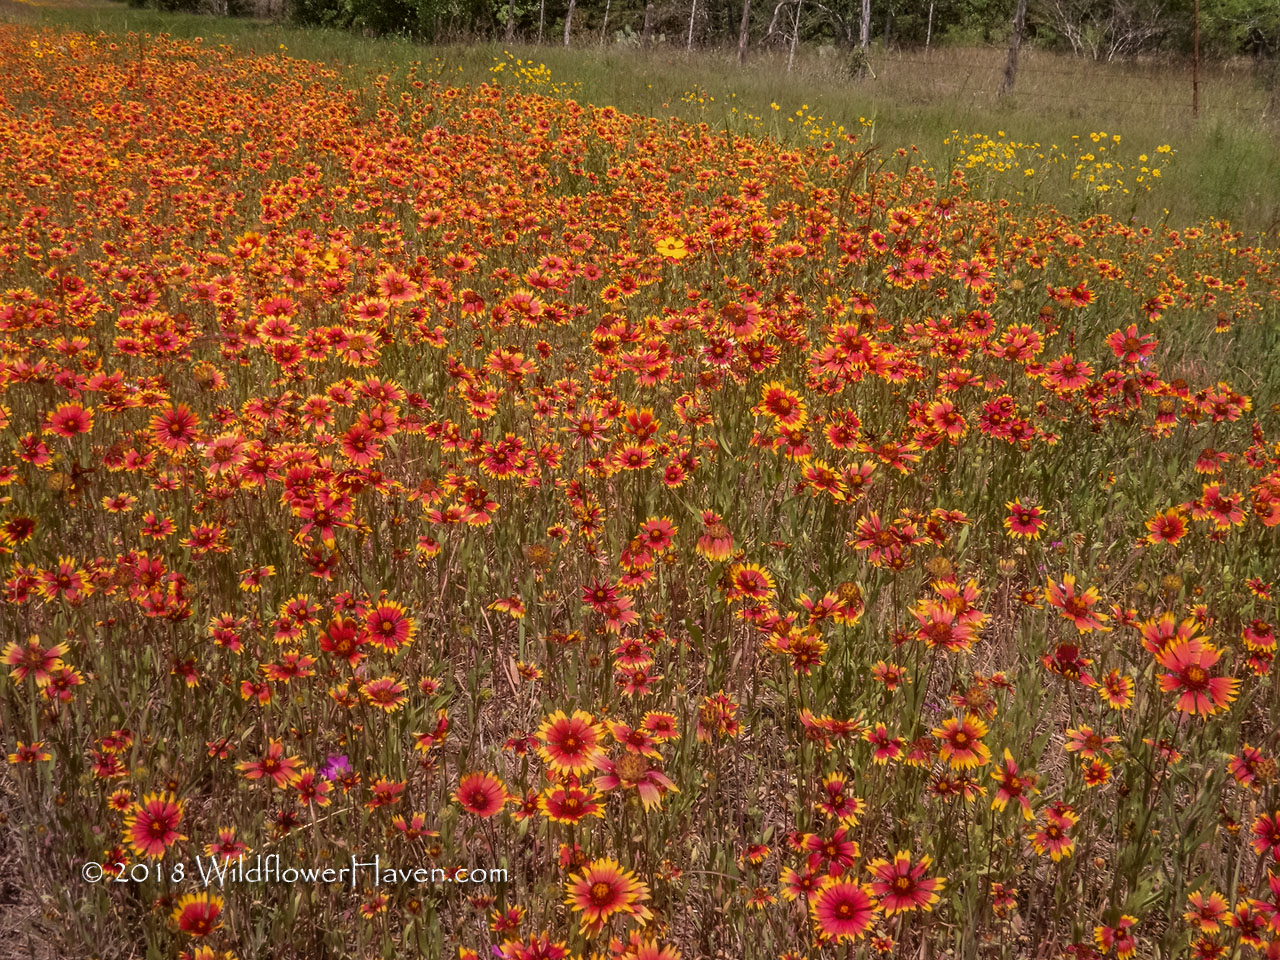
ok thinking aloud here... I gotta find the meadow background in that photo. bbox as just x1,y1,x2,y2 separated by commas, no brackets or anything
0,0,1278,958
5,0,1280,231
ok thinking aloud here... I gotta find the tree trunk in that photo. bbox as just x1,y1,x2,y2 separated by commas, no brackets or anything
882,1,891,48
849,0,870,78
506,0,514,40
642,1,653,47
1000,0,1028,94
687,0,697,50
924,0,933,52
601,0,611,42
787,0,802,71
564,0,576,44
737,0,751,63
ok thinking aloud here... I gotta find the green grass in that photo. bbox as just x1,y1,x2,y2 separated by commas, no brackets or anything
5,0,1280,231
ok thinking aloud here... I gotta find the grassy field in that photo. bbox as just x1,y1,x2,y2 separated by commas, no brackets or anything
2,9,1280,960
4,0,1280,232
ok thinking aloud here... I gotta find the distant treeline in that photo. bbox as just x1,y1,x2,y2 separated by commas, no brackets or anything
120,0,1280,65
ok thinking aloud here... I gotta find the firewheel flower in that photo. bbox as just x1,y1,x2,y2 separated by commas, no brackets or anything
1106,323,1157,365
755,381,808,429
932,713,991,770
44,402,94,437
695,510,735,562
537,710,606,774
202,432,248,476
124,792,186,859
1093,915,1138,959
1183,890,1229,933
360,675,409,712
454,771,510,817
1156,638,1239,717
1031,804,1079,861
809,878,878,940
362,600,416,653
866,852,945,914
990,749,1038,820
7,741,51,764
236,739,303,788
170,893,223,936
538,782,605,824
2,635,68,684
1252,812,1280,859
595,754,679,811
1004,500,1046,539
564,858,653,936
149,403,201,455
1044,574,1110,632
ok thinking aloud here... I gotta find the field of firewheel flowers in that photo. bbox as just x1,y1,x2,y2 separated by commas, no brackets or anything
1,19,1280,960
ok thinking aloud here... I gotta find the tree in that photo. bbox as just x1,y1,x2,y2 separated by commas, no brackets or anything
738,0,753,61
1001,0,1028,91
855,0,871,75
788,0,804,68
1036,0,1173,61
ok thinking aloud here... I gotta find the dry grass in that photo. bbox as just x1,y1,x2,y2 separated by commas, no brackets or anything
0,775,53,960
847,45,1271,119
